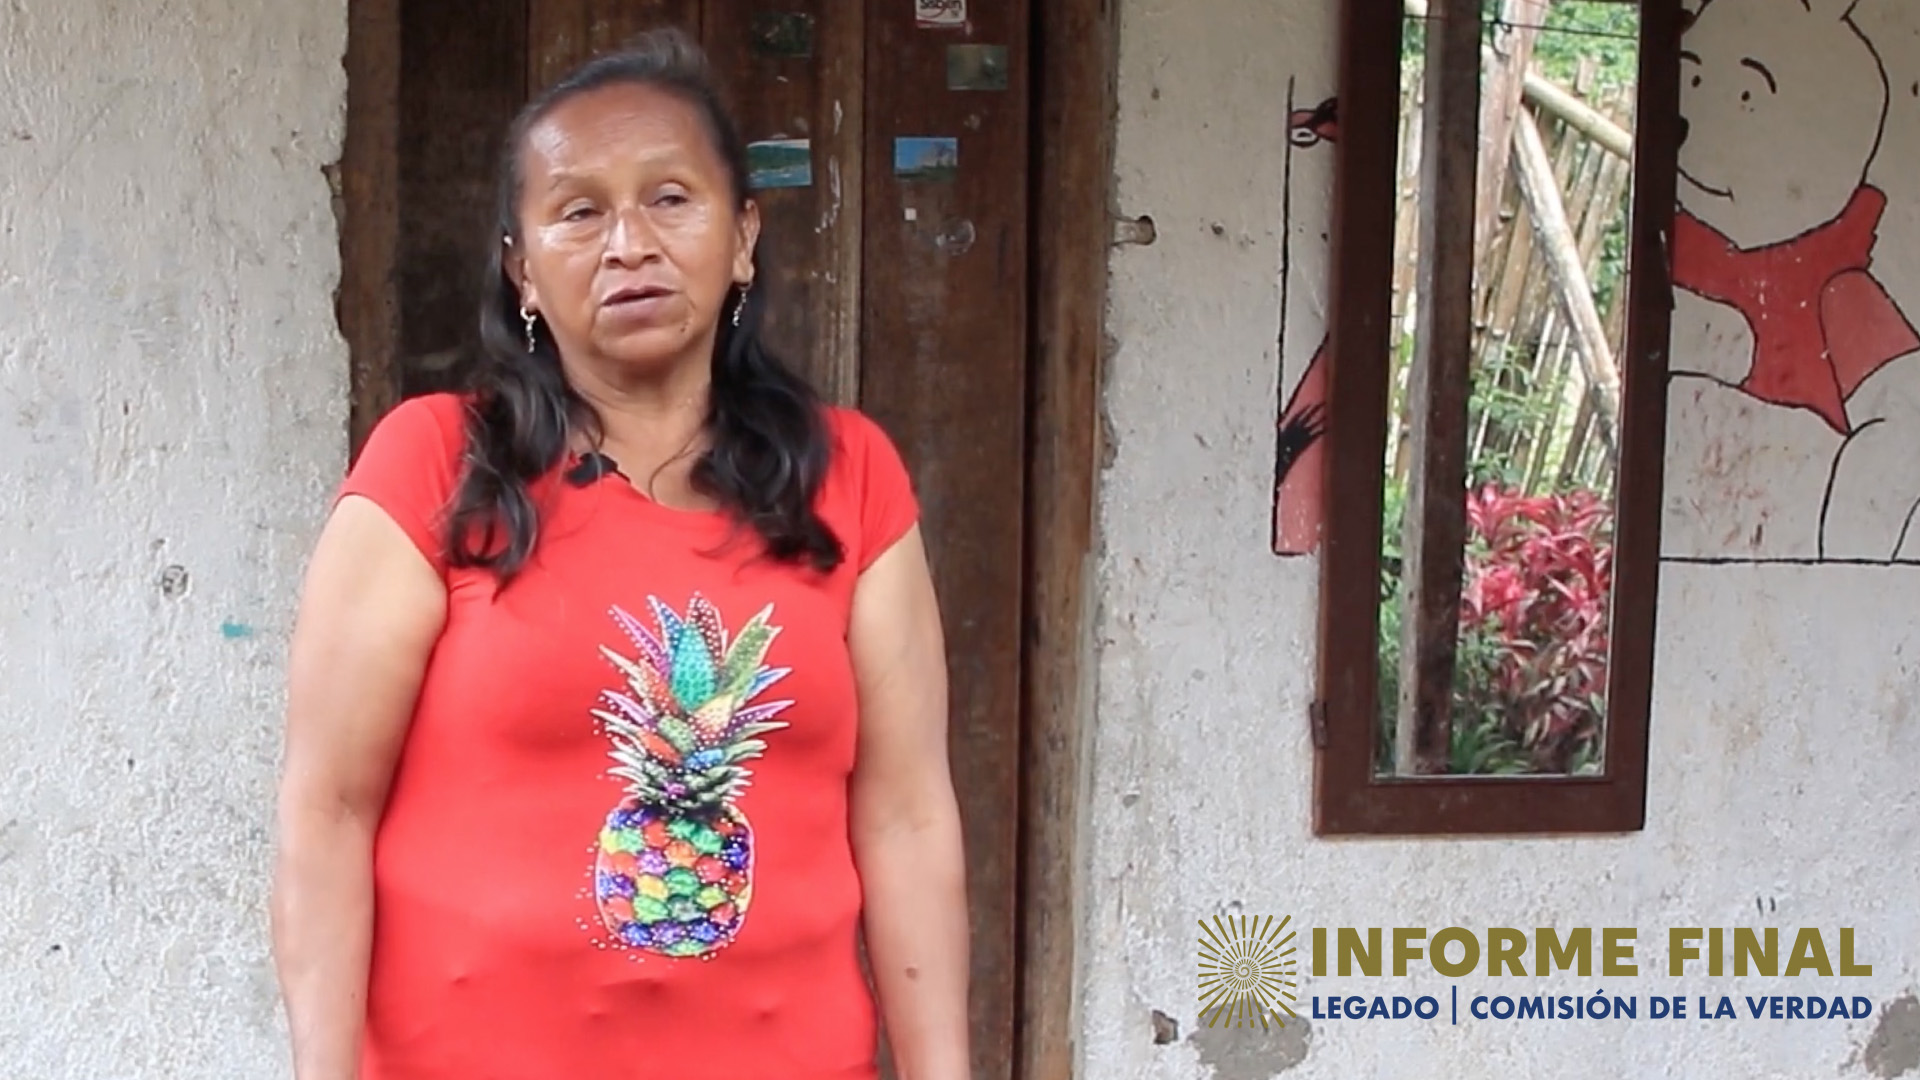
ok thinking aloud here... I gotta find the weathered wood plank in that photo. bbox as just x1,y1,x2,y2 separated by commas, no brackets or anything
396,0,527,398
699,2,864,404
341,0,403,457
528,0,702,90
1021,0,1114,1073
1392,0,1481,777
858,0,1030,1075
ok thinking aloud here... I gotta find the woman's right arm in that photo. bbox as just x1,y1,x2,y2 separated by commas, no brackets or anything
271,495,448,1080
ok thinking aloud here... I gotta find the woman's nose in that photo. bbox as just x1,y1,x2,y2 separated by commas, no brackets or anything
605,207,661,263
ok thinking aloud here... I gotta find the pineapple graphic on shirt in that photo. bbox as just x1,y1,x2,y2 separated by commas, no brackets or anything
590,594,792,958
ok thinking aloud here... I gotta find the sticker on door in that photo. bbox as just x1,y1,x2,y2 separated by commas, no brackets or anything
946,44,1007,90
894,137,958,183
747,139,813,190
915,0,966,29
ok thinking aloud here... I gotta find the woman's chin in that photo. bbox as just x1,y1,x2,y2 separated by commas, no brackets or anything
589,326,710,373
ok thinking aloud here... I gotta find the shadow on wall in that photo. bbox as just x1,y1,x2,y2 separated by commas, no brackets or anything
1854,992,1920,1079
1150,1006,1316,1079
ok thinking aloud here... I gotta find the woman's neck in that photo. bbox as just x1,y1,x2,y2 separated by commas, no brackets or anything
562,355,716,507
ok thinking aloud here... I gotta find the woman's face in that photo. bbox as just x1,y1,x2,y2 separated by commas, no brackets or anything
510,82,759,377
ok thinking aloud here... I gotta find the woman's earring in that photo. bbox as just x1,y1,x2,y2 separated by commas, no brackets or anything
520,305,538,353
730,285,750,328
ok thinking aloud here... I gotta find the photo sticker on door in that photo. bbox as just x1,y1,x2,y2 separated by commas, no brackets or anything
749,12,814,58
894,137,958,183
915,0,966,29
747,139,812,190
946,44,1007,91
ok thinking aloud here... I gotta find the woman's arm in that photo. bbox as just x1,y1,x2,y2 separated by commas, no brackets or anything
847,525,971,1080
270,496,447,1080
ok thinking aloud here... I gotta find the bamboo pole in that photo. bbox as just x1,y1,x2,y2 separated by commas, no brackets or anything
1474,0,1549,266
1523,72,1632,160
1387,77,1425,485
1511,107,1621,431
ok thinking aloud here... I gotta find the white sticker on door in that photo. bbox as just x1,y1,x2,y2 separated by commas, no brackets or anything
915,0,966,29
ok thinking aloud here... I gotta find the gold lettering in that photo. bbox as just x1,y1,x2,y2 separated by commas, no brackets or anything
1392,928,1426,977
1733,928,1777,977
1485,927,1527,976
1431,928,1479,978
1840,928,1873,977
1535,928,1592,977
1602,928,1638,975
1785,928,1833,977
1338,927,1381,976
1668,928,1703,977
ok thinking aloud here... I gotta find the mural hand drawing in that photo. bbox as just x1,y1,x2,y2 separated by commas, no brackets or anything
1665,0,1920,563
1273,94,1337,557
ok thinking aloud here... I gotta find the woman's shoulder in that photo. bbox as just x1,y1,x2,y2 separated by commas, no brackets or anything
816,404,918,570
818,404,914,491
336,393,474,573
819,403,903,461
365,391,472,450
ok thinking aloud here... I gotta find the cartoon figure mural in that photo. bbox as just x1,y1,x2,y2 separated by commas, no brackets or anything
1665,0,1920,563
1273,90,1338,557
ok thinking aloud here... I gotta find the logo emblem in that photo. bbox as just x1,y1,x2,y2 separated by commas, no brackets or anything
1198,914,1301,1029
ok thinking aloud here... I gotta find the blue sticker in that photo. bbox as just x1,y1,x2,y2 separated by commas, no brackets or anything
747,139,812,189
894,137,958,183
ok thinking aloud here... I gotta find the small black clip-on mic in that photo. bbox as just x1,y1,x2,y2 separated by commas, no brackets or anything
564,451,623,487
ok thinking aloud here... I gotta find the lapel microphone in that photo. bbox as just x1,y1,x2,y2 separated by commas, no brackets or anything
564,451,624,487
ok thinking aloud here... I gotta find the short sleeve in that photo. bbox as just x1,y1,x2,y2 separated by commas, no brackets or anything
835,408,920,571
335,393,468,578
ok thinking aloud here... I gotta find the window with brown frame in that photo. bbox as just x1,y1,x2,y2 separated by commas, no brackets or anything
1312,0,1682,835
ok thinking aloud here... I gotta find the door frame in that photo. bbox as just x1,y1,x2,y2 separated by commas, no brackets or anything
334,3,1115,1076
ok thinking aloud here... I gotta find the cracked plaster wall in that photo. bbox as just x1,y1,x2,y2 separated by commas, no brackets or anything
0,0,349,1076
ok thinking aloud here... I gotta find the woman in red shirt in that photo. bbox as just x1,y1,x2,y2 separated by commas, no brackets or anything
270,29,971,1080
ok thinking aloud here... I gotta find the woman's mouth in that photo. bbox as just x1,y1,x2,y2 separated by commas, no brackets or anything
600,285,678,322
604,285,673,307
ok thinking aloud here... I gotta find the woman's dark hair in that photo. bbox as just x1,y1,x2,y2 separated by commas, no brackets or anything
445,27,843,583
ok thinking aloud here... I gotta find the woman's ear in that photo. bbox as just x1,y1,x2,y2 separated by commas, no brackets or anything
504,234,536,310
733,200,763,286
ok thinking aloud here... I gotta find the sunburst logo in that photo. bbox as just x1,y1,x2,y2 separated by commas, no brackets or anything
1198,913,1301,1029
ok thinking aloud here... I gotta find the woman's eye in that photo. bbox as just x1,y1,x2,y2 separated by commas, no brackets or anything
562,205,597,222
656,191,690,207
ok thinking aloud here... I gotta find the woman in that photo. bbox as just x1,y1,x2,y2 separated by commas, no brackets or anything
270,30,971,1080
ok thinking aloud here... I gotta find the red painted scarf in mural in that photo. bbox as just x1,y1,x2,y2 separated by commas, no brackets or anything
1671,185,1919,434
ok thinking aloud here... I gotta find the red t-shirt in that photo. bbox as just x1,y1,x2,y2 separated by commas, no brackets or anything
334,392,918,1080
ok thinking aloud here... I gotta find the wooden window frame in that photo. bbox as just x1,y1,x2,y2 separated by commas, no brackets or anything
1312,0,1684,836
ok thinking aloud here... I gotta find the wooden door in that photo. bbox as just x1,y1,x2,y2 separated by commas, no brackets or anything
389,4,1031,1077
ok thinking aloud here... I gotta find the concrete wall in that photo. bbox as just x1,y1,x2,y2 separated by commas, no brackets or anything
1083,1,1920,1079
0,1,348,1076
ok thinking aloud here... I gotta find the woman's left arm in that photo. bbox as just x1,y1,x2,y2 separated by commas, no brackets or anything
848,524,971,1080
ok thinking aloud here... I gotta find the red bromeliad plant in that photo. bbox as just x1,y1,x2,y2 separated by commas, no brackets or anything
1456,483,1614,773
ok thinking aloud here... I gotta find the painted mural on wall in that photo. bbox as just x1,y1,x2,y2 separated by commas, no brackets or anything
1665,0,1920,563
1272,87,1338,557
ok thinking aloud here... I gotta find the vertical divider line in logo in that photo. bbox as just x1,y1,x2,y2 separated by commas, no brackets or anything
1197,913,1302,1029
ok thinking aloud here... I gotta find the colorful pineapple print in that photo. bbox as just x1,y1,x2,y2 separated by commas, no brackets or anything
591,594,791,958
